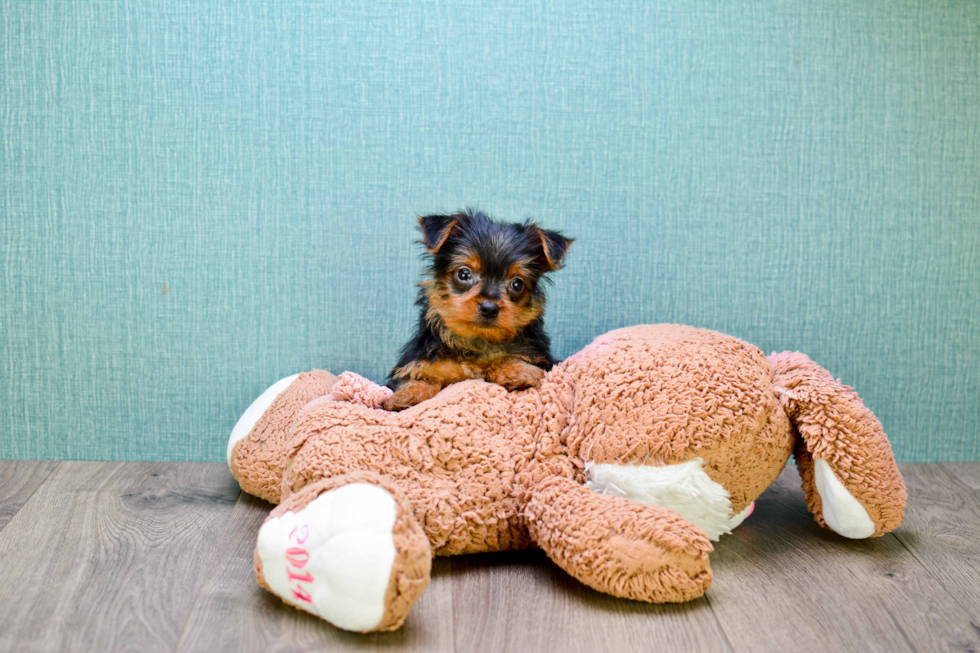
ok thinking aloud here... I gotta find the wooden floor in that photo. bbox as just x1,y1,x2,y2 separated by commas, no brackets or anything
0,462,978,653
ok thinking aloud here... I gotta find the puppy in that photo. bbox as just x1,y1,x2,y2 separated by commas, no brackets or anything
384,209,572,411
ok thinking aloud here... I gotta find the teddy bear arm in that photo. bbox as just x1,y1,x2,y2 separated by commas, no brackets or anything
770,351,907,538
229,370,340,504
522,476,714,603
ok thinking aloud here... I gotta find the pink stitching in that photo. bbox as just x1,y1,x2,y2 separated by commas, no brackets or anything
286,524,314,603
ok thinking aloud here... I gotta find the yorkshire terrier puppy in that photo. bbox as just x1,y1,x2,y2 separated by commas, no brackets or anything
384,209,572,411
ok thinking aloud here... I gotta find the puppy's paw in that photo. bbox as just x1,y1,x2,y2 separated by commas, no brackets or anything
486,360,546,391
383,380,441,411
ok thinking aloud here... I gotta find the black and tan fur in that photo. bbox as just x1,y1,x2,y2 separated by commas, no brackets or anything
385,209,572,411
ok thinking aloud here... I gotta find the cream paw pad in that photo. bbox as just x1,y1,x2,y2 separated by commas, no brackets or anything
253,473,431,633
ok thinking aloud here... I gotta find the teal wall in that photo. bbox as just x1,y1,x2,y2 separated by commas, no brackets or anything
2,1,978,462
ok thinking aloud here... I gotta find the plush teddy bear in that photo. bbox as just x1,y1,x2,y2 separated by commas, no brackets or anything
227,324,906,633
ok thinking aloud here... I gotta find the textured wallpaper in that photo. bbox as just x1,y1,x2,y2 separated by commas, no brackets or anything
2,0,978,462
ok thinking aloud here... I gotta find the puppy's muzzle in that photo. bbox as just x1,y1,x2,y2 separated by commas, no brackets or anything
478,301,500,321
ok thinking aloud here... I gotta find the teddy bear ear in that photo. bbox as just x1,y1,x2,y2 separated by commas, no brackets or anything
532,225,573,271
417,213,463,254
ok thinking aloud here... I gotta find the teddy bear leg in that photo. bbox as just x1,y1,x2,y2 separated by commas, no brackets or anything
523,476,714,603
254,471,431,632
770,351,907,538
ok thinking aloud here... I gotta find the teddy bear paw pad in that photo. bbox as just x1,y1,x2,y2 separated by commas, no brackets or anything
256,483,398,631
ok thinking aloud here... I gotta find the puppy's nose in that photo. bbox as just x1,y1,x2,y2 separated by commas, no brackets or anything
478,301,500,320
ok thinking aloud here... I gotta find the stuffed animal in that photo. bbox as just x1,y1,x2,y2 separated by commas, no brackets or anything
227,324,906,633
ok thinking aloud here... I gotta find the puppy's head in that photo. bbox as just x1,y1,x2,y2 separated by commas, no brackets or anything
417,210,572,343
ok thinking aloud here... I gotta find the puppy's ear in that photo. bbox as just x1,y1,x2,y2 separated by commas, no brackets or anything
418,214,462,254
533,226,573,271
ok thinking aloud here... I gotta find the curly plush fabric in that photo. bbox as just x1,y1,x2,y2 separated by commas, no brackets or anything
230,370,337,504
523,475,713,601
565,325,794,513
769,351,906,536
229,324,907,632
330,371,394,409
282,380,535,555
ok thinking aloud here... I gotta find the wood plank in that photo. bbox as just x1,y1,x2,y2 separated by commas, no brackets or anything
940,462,980,492
0,460,60,530
2,460,977,652
888,463,980,622
707,464,980,653
451,549,733,653
175,492,455,653
0,462,239,653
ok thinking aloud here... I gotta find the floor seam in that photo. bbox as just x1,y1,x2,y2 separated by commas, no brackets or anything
702,592,737,653
890,464,980,625
884,601,918,653
171,483,244,653
449,557,458,653
0,460,62,535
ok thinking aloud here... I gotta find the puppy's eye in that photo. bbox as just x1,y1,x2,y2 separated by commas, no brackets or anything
510,278,524,292
456,268,472,282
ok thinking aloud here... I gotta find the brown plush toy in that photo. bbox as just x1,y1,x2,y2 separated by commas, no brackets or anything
227,324,906,633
